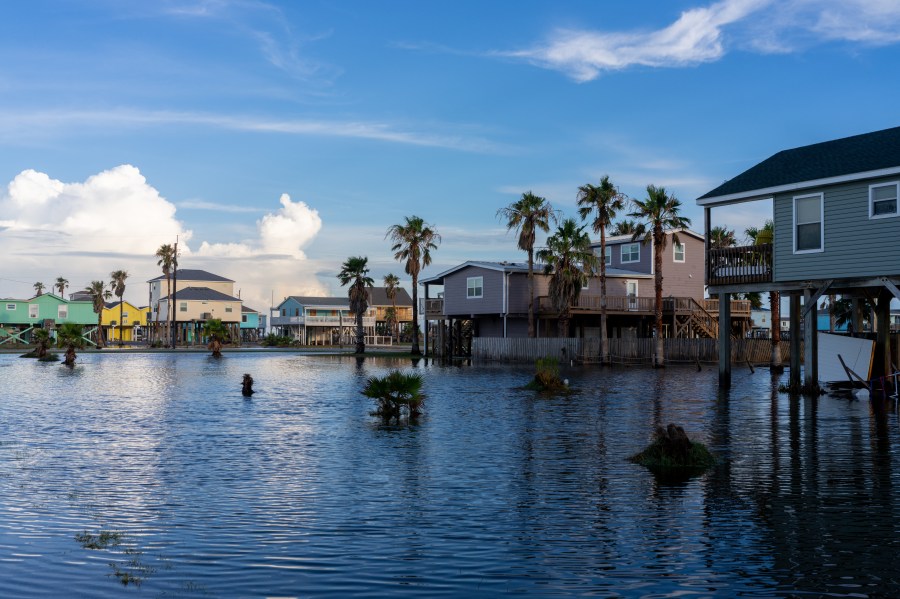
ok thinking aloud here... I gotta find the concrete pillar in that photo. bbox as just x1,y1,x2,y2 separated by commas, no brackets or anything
718,291,731,388
790,293,802,387
803,289,818,390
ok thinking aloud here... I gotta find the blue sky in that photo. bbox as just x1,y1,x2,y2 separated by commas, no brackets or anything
2,0,900,309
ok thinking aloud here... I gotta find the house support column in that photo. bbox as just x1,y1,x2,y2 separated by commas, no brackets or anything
876,290,891,381
802,289,818,392
850,298,861,336
789,293,802,388
718,291,731,389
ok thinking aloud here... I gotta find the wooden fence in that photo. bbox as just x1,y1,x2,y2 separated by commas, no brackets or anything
472,336,793,365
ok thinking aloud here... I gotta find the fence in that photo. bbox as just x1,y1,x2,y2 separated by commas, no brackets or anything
472,336,792,365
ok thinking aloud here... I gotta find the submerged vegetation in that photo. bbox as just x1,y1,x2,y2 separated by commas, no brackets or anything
524,356,570,393
630,424,716,471
57,323,85,367
362,370,425,423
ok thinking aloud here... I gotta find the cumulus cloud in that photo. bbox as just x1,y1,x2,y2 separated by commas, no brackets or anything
0,165,327,312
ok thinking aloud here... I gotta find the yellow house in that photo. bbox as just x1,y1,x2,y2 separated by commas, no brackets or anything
102,300,148,342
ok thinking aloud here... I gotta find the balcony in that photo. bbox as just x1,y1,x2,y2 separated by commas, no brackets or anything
706,244,773,286
539,295,752,318
423,298,444,318
271,315,304,326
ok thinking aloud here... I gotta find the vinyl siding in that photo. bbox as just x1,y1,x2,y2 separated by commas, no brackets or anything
444,267,505,316
662,234,705,299
774,176,900,281
604,238,652,273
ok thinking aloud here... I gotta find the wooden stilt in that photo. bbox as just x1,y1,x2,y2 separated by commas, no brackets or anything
718,291,731,388
789,293,801,387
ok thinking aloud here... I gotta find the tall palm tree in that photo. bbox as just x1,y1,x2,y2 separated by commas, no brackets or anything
384,273,400,341
109,270,128,344
155,244,176,344
536,219,598,337
386,216,440,356
629,185,692,367
86,280,108,349
33,282,45,296
338,256,375,354
497,192,555,338
745,220,781,369
55,277,69,298
610,219,639,236
578,175,626,364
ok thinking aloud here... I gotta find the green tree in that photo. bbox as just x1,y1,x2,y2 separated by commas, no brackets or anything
745,220,781,369
155,244,177,345
109,269,128,344
361,370,425,423
57,322,85,367
386,216,440,356
203,318,228,358
709,225,737,249
31,328,52,359
497,192,556,338
33,282,45,296
383,273,400,341
536,218,598,337
338,256,375,354
610,219,639,236
578,175,627,364
55,277,68,297
629,185,692,367
85,280,109,349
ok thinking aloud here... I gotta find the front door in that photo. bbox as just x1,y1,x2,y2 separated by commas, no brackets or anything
626,280,638,310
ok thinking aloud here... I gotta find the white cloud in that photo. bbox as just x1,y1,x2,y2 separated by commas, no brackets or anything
0,165,328,312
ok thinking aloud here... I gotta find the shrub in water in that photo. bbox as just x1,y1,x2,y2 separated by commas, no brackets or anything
525,356,568,392
630,424,716,470
361,370,425,424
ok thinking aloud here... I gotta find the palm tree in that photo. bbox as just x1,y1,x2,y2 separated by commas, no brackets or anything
610,219,639,236
203,318,228,358
32,328,52,359
386,216,440,355
109,270,128,344
338,256,375,354
33,282,45,296
745,220,782,369
709,225,737,249
57,322,84,367
384,273,400,341
629,185,692,367
578,175,626,364
536,218,598,337
497,192,556,338
155,244,177,344
85,280,108,349
55,277,68,298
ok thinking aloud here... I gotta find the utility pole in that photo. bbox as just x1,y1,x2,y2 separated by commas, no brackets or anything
171,237,178,349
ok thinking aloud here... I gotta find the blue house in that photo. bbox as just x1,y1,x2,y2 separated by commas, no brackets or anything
698,125,900,387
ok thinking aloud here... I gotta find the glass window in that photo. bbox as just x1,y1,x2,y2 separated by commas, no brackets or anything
180,302,188,312
467,276,483,299
674,242,685,262
225,305,233,313
57,306,68,320
794,193,823,252
242,315,248,323
29,304,39,318
621,243,640,263
870,182,899,218
6,303,15,311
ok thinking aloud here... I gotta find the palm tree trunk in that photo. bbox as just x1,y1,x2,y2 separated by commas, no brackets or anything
97,313,105,349
527,248,535,338
770,291,783,370
356,311,365,354
558,311,569,338
654,233,664,368
410,275,421,355
119,301,124,344
599,229,609,365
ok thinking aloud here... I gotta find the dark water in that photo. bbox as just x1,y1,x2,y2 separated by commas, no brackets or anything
0,352,898,598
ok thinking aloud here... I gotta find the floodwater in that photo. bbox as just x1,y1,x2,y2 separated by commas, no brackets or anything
0,352,898,597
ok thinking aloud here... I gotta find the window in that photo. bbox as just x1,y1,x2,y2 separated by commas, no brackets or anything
5,303,15,311
281,309,286,316
122,312,129,319
29,304,38,318
225,305,233,313
57,306,68,320
467,276,483,299
242,315,248,323
621,243,640,263
180,302,188,312
596,246,612,265
674,242,685,262
295,308,300,316
870,182,899,218
582,278,590,290
793,193,823,252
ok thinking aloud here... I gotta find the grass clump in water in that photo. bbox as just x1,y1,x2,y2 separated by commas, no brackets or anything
523,357,570,393
630,424,716,470
362,370,425,424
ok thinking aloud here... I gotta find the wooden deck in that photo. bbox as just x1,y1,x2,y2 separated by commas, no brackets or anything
707,244,773,286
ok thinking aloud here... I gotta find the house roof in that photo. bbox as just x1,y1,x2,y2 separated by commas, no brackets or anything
366,286,413,307
241,305,259,313
147,269,234,283
420,260,651,285
280,296,349,309
165,286,241,302
698,125,900,205
594,228,704,245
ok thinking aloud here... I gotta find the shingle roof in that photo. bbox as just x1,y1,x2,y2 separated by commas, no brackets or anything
285,296,349,308
169,286,241,301
148,269,234,283
366,286,413,307
698,125,900,203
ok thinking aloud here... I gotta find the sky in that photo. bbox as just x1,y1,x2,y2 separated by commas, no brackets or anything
2,0,900,311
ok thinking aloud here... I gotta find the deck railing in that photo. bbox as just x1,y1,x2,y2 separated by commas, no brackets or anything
706,244,773,286
423,298,444,318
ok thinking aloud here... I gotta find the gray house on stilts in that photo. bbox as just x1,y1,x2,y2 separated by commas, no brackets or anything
698,125,900,389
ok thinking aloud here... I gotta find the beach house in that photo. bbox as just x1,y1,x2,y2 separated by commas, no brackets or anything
148,269,243,345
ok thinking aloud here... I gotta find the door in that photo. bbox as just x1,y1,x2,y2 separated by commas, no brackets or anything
626,280,638,310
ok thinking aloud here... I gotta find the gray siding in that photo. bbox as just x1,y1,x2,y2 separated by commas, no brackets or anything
604,239,652,273
443,266,505,316
662,233,705,299
774,176,900,281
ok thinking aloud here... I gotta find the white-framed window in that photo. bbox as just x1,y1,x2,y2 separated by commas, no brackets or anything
225,305,233,313
467,276,483,299
28,304,39,319
793,193,824,253
604,246,612,265
621,243,640,263
57,306,68,320
582,277,590,290
5,303,15,311
122,312,129,320
180,302,188,312
673,242,685,262
869,182,899,219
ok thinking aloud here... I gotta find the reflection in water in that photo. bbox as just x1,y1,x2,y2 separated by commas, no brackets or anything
0,354,898,596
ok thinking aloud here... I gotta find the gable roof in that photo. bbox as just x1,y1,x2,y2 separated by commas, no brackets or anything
698,125,900,205
366,286,413,307
148,269,234,283
595,228,704,245
165,286,241,302
279,296,349,309
420,260,651,284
